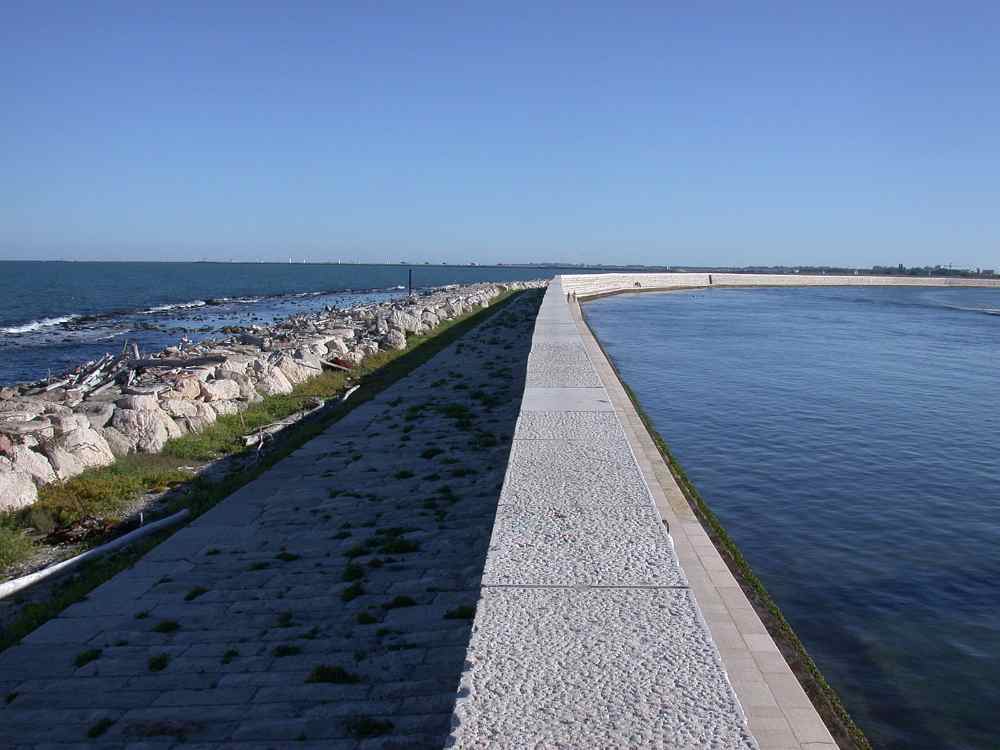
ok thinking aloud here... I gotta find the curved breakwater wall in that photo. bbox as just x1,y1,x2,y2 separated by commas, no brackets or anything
560,271,1000,297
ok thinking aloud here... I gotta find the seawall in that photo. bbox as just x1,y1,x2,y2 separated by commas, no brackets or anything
560,271,1000,297
449,279,839,748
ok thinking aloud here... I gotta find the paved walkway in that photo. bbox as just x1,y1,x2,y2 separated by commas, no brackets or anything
0,292,541,749
449,280,837,749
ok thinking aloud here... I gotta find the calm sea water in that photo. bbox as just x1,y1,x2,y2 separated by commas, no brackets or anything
0,261,584,385
585,287,1000,750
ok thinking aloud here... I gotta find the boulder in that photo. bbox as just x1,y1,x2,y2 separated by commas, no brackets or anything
359,341,380,357
10,444,56,487
75,401,115,430
51,414,91,435
210,400,241,416
0,418,54,441
49,427,115,473
199,378,242,402
215,369,257,401
111,407,180,453
41,442,85,480
100,426,134,458
183,402,217,433
340,351,364,366
254,366,294,396
0,458,37,511
116,394,161,411
385,329,407,351
161,399,200,419
389,309,422,334
172,376,202,400
274,355,321,386
324,337,349,356
0,387,17,400
421,310,440,328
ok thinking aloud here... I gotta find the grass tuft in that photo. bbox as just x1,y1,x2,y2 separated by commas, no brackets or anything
147,653,170,672
74,648,102,668
343,715,393,739
87,718,115,738
305,664,361,684
184,586,208,601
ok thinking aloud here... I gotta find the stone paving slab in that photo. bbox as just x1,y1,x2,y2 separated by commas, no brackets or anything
514,410,628,442
450,587,755,749
483,505,685,586
499,439,651,509
519,386,614,412
525,341,602,388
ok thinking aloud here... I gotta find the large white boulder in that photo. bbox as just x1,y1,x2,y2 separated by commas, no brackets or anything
385,329,407,351
100,426,134,458
274,354,320,386
40,443,85,480
116,394,161,411
111,407,181,453
10,444,56,487
254,366,294,396
183,402,217,433
74,401,115,430
43,427,115,476
0,457,37,511
199,378,242,402
390,309,422,334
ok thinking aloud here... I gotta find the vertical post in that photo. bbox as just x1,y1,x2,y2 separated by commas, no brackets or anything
408,269,413,295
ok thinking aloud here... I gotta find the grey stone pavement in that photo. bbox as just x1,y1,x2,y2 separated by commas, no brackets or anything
448,280,838,749
0,293,542,749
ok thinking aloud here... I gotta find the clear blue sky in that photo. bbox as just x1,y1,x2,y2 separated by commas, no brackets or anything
3,2,998,268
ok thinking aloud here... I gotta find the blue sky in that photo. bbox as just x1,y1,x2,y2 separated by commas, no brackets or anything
3,2,999,267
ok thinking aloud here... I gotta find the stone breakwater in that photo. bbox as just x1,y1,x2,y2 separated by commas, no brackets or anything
0,281,545,511
560,271,1000,297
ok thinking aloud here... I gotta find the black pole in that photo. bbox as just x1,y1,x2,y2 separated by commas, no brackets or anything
408,269,413,295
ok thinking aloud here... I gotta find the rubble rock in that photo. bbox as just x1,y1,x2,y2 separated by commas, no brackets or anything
75,401,115,431
385,329,407,351
116,394,161,411
0,458,37,511
41,442,85,480
254,366,294,396
274,354,321,385
100,426,134,458
111,407,180,453
10,444,57,487
199,378,242,402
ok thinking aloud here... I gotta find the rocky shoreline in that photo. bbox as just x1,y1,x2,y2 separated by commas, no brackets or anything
0,280,545,511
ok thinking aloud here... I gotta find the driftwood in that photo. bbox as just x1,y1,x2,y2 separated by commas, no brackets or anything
320,359,351,372
131,355,226,369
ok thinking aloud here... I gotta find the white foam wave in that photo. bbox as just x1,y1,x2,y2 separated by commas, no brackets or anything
141,300,207,314
0,314,80,334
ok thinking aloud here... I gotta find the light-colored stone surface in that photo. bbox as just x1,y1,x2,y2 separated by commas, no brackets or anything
451,587,755,749
450,280,766,748
559,271,1000,297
